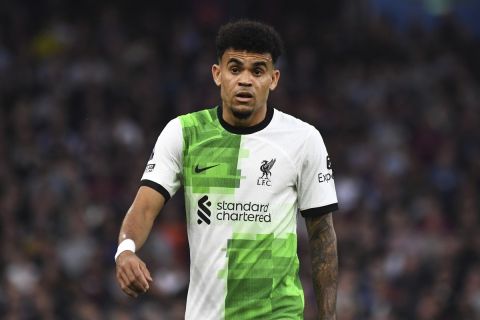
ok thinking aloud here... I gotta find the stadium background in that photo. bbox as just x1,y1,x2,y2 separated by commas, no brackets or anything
1,0,479,319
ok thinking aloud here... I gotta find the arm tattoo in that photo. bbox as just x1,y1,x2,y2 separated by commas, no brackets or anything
305,213,338,320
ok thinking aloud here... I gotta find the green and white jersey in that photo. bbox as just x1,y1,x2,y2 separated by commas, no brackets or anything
141,106,338,320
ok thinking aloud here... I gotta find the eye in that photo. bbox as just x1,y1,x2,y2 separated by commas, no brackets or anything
253,68,264,76
230,66,240,74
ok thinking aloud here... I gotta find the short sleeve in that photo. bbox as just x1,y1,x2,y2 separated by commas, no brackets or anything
298,127,338,217
141,118,183,201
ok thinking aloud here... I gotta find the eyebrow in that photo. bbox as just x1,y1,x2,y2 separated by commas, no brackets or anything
227,58,268,68
227,58,244,65
252,61,268,68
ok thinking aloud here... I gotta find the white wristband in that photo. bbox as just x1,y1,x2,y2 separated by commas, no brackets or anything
114,239,136,262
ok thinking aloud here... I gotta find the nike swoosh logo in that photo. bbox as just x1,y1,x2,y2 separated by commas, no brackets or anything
194,164,219,173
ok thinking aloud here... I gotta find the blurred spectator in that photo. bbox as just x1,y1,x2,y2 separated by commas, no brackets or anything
0,1,479,319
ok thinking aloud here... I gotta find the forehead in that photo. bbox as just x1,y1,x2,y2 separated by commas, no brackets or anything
221,49,273,65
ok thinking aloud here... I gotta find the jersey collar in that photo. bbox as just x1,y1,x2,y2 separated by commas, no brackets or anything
217,106,274,135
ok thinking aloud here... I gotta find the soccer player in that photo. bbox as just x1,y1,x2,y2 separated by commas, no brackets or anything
115,20,339,319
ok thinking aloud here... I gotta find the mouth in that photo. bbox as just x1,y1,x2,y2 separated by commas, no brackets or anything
235,91,254,103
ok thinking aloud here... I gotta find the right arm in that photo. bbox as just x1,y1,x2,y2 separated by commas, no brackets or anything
115,186,166,297
116,118,182,297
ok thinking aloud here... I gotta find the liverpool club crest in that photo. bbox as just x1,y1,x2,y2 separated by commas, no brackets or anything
257,159,276,186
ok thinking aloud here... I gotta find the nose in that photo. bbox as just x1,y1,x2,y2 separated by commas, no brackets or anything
238,70,253,87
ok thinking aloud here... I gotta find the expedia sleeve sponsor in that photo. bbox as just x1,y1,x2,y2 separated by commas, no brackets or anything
297,128,338,211
318,155,334,183
318,172,334,183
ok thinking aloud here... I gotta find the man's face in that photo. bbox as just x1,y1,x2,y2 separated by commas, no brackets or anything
212,49,280,122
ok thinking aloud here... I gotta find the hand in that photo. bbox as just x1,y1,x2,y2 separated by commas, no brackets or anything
115,251,153,298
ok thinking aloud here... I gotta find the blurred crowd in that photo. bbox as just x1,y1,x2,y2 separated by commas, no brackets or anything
0,1,479,319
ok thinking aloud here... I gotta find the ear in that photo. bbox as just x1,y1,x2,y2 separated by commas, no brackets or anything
269,69,280,91
212,64,221,87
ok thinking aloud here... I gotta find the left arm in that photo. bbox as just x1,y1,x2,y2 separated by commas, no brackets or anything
305,212,338,320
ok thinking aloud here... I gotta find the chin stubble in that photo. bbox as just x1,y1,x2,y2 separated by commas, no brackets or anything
232,109,253,120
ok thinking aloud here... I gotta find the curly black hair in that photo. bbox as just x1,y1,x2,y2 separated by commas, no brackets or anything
215,20,284,64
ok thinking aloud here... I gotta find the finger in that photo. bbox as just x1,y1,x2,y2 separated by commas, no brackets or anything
123,285,139,298
140,263,153,282
117,272,138,298
116,269,125,286
133,263,149,291
119,266,142,293
127,279,145,294
119,271,137,293
116,271,125,288
125,266,147,293
139,264,152,290
124,265,140,286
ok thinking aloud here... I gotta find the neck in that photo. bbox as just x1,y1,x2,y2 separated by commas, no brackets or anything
222,105,267,127
217,105,274,135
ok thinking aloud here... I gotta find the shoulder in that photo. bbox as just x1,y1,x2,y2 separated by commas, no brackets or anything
178,107,218,127
271,109,329,164
272,108,319,138
156,107,217,140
